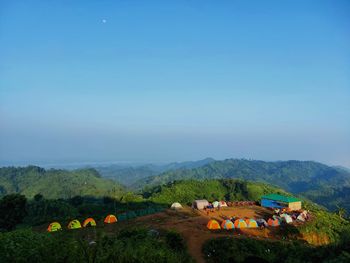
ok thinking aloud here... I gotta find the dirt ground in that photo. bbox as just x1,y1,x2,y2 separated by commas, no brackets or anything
128,206,285,263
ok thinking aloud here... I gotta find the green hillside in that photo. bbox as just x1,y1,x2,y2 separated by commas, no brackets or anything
145,179,290,205
134,159,350,213
0,166,125,199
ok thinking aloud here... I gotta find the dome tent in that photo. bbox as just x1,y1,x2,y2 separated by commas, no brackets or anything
221,219,234,230
234,219,248,228
268,218,280,227
245,218,258,228
83,218,97,227
212,201,220,208
219,201,228,207
297,214,305,222
170,202,183,210
281,214,293,224
104,214,118,224
68,219,82,229
207,219,221,230
47,222,62,232
256,218,268,227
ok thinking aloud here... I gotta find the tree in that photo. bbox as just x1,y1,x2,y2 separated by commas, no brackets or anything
336,205,346,219
0,194,27,231
34,193,44,202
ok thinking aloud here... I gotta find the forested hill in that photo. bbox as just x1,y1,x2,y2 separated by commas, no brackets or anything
95,157,215,186
134,159,350,212
145,179,291,205
0,166,124,199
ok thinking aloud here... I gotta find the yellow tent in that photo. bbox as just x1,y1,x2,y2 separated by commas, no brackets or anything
47,222,62,232
68,219,82,229
245,219,258,228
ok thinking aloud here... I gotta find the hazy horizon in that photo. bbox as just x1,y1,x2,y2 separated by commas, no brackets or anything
1,1,349,167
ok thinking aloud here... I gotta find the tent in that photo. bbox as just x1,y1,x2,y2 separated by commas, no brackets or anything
256,219,268,227
221,219,234,230
280,214,293,224
212,201,220,208
234,219,248,228
192,200,209,210
220,201,228,207
104,214,117,224
171,202,183,210
268,218,280,227
68,219,82,229
245,219,258,228
47,222,62,232
83,218,97,227
297,214,305,222
207,219,221,230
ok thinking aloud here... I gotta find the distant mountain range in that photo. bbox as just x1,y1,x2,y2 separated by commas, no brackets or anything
1,159,349,214
131,159,350,213
95,158,215,186
0,166,124,199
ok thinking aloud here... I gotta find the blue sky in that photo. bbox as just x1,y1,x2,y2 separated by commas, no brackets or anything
1,0,349,166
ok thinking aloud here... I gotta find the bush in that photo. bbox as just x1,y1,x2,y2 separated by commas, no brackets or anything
0,228,194,263
165,231,186,251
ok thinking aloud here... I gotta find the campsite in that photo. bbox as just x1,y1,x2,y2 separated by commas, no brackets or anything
40,194,314,263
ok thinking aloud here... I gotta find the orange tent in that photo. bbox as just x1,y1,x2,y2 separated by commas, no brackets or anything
104,214,117,224
207,219,221,230
268,218,280,227
83,218,97,227
221,219,234,230
245,219,258,228
234,219,247,228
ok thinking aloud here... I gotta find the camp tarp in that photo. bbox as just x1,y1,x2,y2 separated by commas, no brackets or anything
193,200,209,210
207,219,221,230
245,219,258,228
221,220,234,230
171,202,183,210
104,214,117,224
212,201,220,208
83,218,96,227
47,222,62,232
220,201,228,207
268,218,280,227
281,214,293,224
68,219,82,229
234,219,247,228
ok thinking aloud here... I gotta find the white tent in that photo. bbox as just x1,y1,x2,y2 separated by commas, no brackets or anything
281,214,293,224
297,214,305,222
171,202,183,210
213,201,220,208
192,200,209,210
220,201,228,207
